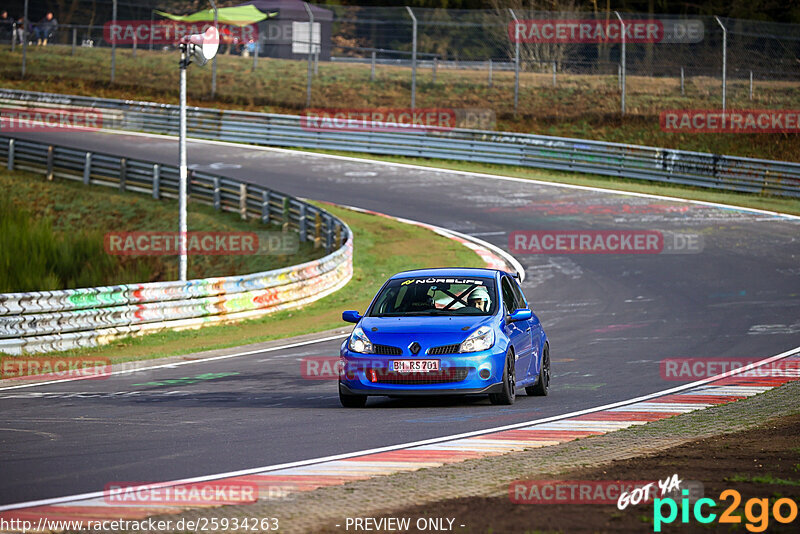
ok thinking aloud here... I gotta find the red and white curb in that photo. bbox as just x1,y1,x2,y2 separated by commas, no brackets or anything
2,347,798,529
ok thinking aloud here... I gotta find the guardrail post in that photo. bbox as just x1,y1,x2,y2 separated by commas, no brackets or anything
261,190,270,224
214,178,221,210
325,216,333,253
335,223,341,249
282,196,290,232
239,183,248,220
83,152,92,184
46,146,54,181
314,212,322,249
152,164,160,199
299,204,307,242
7,139,14,171
119,157,127,192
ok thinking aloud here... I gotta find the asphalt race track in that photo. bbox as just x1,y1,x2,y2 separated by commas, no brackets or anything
1,130,799,506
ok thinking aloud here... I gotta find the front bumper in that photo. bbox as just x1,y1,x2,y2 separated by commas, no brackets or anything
338,349,506,396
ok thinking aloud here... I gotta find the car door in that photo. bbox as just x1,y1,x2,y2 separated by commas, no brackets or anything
501,276,532,381
512,279,541,380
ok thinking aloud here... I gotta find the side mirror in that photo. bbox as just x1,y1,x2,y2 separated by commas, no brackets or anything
342,310,362,323
508,308,532,322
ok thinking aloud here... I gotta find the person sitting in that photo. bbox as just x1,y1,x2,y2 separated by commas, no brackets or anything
34,12,58,46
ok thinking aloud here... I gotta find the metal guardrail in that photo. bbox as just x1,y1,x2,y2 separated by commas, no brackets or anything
1,88,799,197
0,135,353,355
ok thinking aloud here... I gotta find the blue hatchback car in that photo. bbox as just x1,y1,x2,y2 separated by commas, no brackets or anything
339,268,549,407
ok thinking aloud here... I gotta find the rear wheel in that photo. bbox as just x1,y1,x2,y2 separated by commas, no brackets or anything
339,386,367,408
489,351,516,405
526,343,550,396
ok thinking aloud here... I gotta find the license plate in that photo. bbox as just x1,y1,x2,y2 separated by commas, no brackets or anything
392,359,440,373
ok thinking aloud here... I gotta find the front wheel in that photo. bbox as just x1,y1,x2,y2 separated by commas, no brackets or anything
339,386,367,408
489,351,516,405
526,343,550,396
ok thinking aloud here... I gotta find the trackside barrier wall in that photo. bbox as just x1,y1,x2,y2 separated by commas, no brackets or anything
0,136,353,355
1,88,799,197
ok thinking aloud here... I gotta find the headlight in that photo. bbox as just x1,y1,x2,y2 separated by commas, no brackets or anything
460,326,495,353
348,326,374,354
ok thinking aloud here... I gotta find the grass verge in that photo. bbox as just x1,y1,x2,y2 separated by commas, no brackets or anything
1,46,798,161
0,168,324,291
0,202,485,365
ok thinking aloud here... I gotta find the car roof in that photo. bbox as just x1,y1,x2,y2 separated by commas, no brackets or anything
389,267,513,280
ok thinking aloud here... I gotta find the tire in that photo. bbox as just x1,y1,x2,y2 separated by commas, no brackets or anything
489,351,516,405
339,386,367,408
526,343,550,396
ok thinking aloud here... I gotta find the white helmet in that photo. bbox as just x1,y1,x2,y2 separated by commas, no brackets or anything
467,286,490,307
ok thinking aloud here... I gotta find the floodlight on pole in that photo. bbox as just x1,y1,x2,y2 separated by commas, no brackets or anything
178,24,219,281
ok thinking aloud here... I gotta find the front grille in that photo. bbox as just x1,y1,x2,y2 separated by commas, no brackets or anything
370,367,471,385
373,344,402,356
428,344,461,355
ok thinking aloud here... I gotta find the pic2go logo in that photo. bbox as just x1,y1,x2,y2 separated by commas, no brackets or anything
653,489,798,532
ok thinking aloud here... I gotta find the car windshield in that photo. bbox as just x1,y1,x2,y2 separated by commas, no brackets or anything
368,276,498,317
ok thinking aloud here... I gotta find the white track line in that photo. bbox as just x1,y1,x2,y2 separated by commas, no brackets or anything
93,127,800,221
0,334,348,391
2,344,797,512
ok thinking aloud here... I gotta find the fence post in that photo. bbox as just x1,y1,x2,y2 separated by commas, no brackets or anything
303,2,314,108
152,164,160,199
22,0,28,77
749,71,753,100
370,50,376,81
119,157,127,191
261,190,270,224
211,3,218,99
680,67,685,95
239,183,248,220
132,32,137,58
46,146,54,181
7,139,14,171
299,204,307,242
252,38,259,72
406,6,417,109
72,27,77,56
488,58,493,87
83,152,92,184
715,16,727,114
213,177,221,210
615,11,626,116
432,56,437,84
509,9,519,114
111,0,117,83
552,60,556,87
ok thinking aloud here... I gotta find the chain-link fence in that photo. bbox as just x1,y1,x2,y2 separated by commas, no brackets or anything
1,3,799,119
